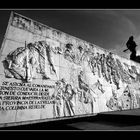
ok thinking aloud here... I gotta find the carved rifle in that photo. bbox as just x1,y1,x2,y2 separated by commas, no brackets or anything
25,41,29,82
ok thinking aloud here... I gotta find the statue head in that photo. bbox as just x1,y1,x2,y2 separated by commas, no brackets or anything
129,36,134,40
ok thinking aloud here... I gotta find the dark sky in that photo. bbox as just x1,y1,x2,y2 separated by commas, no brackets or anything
1,9,140,59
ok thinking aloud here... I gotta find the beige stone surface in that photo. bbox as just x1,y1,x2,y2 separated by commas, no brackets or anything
2,39,24,56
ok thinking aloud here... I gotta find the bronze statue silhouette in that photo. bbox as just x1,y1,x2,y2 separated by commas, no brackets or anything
130,50,140,63
123,36,140,63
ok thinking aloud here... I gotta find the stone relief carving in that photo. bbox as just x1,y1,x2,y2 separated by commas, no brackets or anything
52,71,106,116
12,13,31,31
3,41,58,82
88,51,140,89
53,78,76,117
106,89,122,111
3,38,140,115
63,43,94,65
2,12,140,125
64,43,76,63
106,85,140,111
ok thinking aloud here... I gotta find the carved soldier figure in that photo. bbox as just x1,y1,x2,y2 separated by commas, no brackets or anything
26,43,40,81
119,85,132,110
78,71,91,103
53,80,65,117
88,56,97,75
100,54,108,81
116,59,131,84
78,71,89,92
3,41,57,82
106,52,114,84
96,52,102,78
44,41,56,75
76,45,84,65
64,43,75,62
89,52,102,78
106,89,122,111
4,47,28,80
63,84,76,116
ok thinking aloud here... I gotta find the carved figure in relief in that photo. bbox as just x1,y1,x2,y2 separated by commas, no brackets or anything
119,86,132,110
64,43,75,62
96,52,102,78
128,65,140,83
77,70,105,113
80,46,94,63
135,93,140,108
3,41,57,82
116,59,131,84
88,52,101,77
106,85,140,111
63,43,93,65
106,52,115,84
78,45,83,54
87,50,140,89
53,78,76,117
63,84,76,116
76,71,93,112
90,80,105,97
51,46,63,55
3,47,27,80
88,56,97,75
75,45,84,65
100,54,108,81
78,71,91,103
53,79,65,117
12,14,31,31
88,52,120,89
106,89,122,111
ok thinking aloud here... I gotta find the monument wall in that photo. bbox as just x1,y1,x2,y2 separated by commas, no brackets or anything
0,12,140,127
